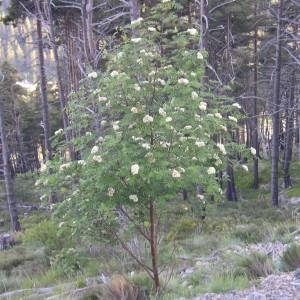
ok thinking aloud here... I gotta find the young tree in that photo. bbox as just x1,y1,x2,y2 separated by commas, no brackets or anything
37,1,247,293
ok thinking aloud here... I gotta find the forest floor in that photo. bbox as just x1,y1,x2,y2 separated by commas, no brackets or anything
0,160,300,300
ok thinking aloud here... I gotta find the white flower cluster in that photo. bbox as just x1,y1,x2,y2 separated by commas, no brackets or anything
91,145,99,154
131,107,138,114
143,115,153,123
197,52,204,60
59,162,71,172
178,78,189,85
131,17,143,25
112,121,120,131
131,164,140,175
87,71,97,79
199,102,207,111
107,187,115,197
216,143,227,155
171,168,183,178
241,165,248,172
131,37,142,43
187,28,198,36
228,116,238,123
215,112,222,119
159,108,167,117
54,128,63,136
207,167,216,175
93,155,102,163
98,96,107,102
191,91,198,100
195,140,205,148
129,194,138,202
250,147,257,155
232,102,242,109
110,70,119,77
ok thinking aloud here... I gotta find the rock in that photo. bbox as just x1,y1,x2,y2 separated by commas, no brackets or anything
192,273,300,300
0,233,14,250
294,268,300,279
289,197,300,205
0,219,4,227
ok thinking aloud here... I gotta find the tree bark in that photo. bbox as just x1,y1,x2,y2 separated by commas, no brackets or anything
149,200,160,294
226,161,237,202
271,0,283,207
46,1,74,160
252,0,259,189
35,5,52,161
283,68,295,188
0,100,20,231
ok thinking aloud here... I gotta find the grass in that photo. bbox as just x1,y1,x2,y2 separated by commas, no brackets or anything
236,252,274,278
287,186,300,198
1,159,299,299
280,244,300,272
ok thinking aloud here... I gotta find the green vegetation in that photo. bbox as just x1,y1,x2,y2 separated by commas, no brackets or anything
0,0,300,299
280,244,300,272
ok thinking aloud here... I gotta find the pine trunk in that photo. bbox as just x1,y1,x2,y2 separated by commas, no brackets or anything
36,12,52,161
271,0,283,207
283,68,295,188
252,0,259,189
0,101,20,231
47,1,74,159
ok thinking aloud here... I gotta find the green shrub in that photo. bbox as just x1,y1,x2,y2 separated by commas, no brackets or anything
280,244,300,271
232,224,264,244
236,252,274,278
22,220,72,254
166,217,199,241
51,248,84,276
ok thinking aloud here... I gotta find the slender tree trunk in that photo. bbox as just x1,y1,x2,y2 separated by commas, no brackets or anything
271,0,283,207
0,102,20,231
283,68,295,188
298,98,300,160
252,0,259,189
198,0,208,51
46,1,74,159
82,0,95,67
35,9,52,161
149,200,160,294
226,161,237,201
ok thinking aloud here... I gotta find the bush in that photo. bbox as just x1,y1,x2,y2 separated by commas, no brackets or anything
22,220,72,254
51,248,84,276
167,217,199,241
236,252,274,278
280,244,300,271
